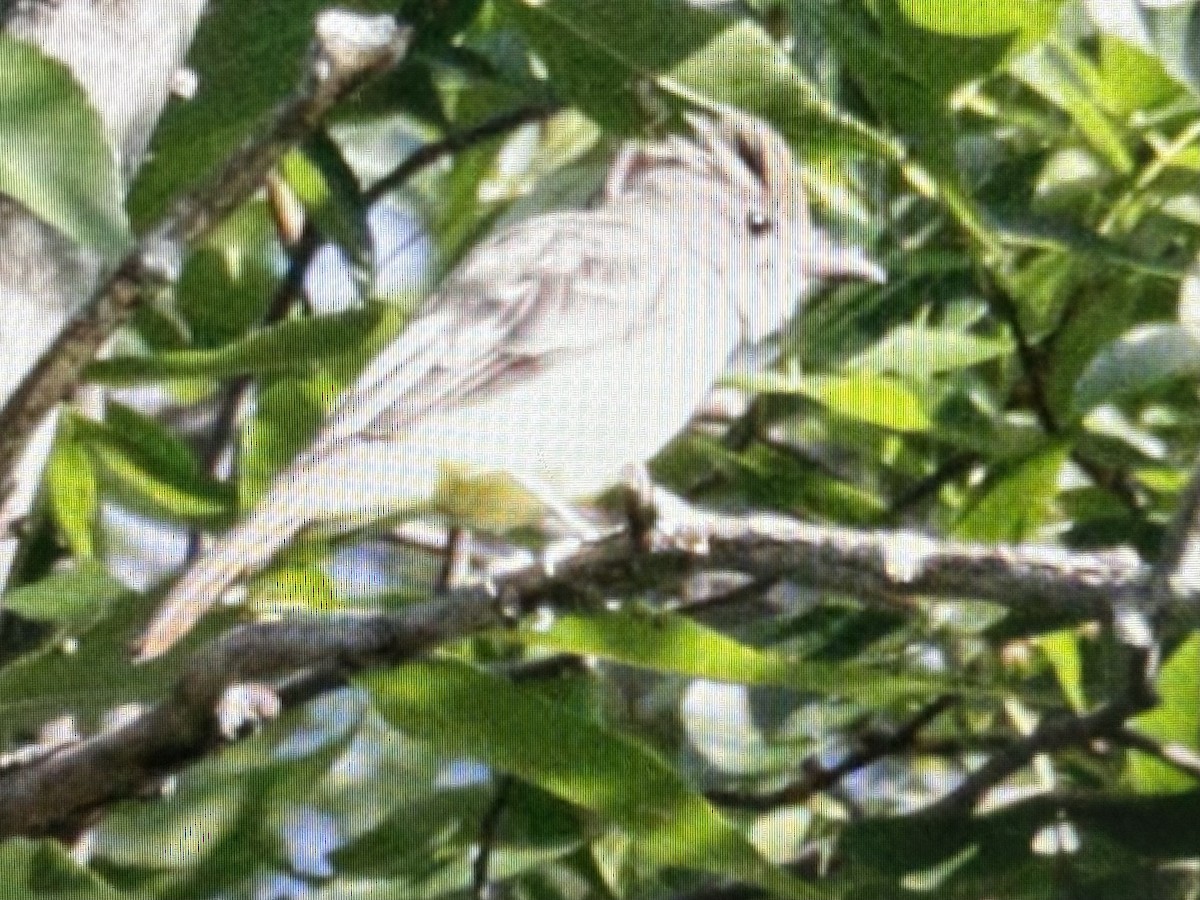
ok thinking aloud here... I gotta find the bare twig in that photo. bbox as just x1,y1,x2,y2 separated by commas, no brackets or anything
364,103,562,204
0,11,411,499
709,695,960,811
472,776,514,900
922,648,1159,817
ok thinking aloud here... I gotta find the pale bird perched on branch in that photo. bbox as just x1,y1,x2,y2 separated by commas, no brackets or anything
132,109,885,661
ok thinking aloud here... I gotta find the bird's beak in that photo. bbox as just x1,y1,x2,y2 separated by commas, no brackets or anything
804,230,887,283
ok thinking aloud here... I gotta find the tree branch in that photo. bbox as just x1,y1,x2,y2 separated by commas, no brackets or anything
0,489,1164,839
0,10,411,502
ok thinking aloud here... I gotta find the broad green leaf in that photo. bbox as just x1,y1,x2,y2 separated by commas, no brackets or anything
494,0,728,133
518,611,977,701
175,200,280,346
954,444,1068,542
1011,44,1134,174
86,305,403,385
0,839,125,900
1034,629,1086,712
1126,632,1200,793
875,0,1022,95
840,791,1200,892
1095,34,1184,118
240,375,328,507
848,325,1013,378
71,407,235,523
45,438,100,559
330,785,584,895
0,580,235,729
738,372,932,432
897,0,1063,45
249,563,340,616
3,563,125,628
670,21,839,147
0,34,130,255
996,214,1187,279
1073,324,1200,412
362,659,817,899
329,785,495,877
280,133,371,265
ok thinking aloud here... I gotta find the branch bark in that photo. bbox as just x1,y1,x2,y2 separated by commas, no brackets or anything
0,493,1162,839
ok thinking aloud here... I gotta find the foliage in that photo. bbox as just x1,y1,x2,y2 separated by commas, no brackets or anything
6,0,1200,897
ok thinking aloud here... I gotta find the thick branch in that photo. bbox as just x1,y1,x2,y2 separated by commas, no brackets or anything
0,495,1159,839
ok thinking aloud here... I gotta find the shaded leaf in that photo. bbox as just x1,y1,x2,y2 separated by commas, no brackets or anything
848,325,1013,378
1126,633,1200,793
362,659,817,898
517,611,981,701
86,305,403,385
0,34,130,255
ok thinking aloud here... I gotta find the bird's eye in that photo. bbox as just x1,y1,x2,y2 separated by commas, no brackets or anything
747,211,774,235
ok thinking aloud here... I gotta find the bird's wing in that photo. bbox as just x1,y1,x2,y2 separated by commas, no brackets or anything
308,208,671,450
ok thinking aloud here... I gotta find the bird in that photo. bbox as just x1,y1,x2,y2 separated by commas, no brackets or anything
132,108,885,661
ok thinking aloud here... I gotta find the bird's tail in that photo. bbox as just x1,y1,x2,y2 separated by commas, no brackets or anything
132,486,309,662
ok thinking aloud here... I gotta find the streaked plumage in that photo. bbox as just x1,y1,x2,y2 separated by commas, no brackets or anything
133,109,884,661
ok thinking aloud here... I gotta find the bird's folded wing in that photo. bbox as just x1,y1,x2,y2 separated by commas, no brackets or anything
308,209,670,451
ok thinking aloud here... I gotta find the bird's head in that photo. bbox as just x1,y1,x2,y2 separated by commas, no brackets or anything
683,109,886,341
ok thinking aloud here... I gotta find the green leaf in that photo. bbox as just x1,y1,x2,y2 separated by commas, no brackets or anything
0,579,235,730
848,325,1014,378
126,0,396,224
71,407,235,523
670,20,837,146
875,0,1022,94
1073,324,1200,413
0,34,130,255
954,444,1069,542
45,438,100,559
495,0,728,133
1010,44,1134,174
3,563,126,628
738,372,932,432
281,133,371,265
1095,34,1184,118
330,784,583,890
840,792,1193,893
86,304,403,385
0,839,125,900
518,611,976,701
175,200,281,346
1034,628,1086,712
1126,633,1200,793
362,659,817,899
240,376,328,507
896,0,1063,44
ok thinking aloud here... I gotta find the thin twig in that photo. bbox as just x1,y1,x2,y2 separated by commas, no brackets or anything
364,103,562,204
472,776,514,900
709,695,960,811
922,647,1158,816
